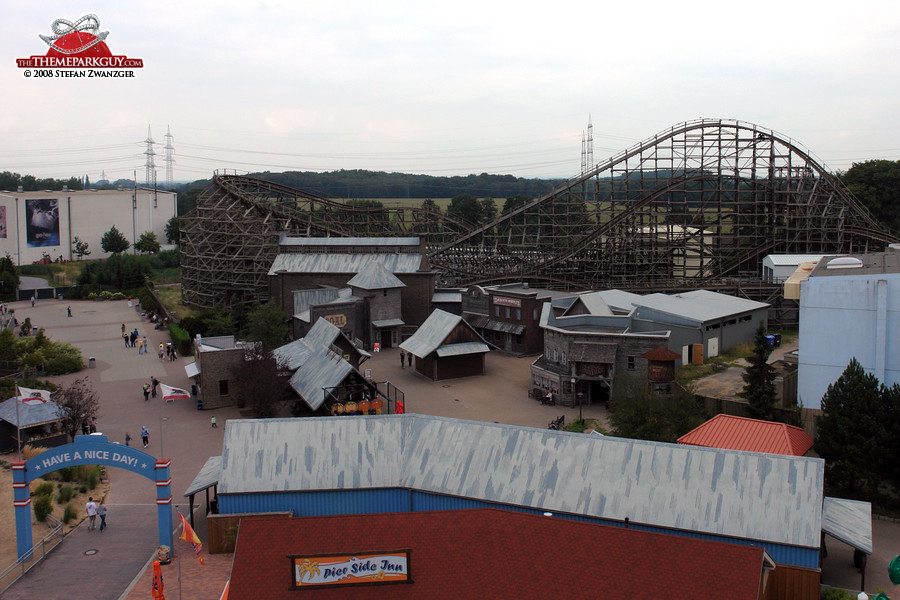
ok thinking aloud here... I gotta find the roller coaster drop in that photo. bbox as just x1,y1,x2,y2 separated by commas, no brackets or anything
181,119,897,319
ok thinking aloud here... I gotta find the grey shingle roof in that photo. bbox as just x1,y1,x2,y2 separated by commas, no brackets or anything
0,396,63,427
269,253,423,276
347,262,406,290
400,309,487,358
219,415,824,549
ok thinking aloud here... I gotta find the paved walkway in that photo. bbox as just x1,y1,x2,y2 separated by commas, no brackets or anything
3,298,896,598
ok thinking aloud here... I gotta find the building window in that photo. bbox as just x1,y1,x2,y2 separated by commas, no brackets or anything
515,334,523,346
627,356,635,370
553,348,558,362
560,351,566,365
495,306,500,317
219,380,229,396
533,308,539,321
505,306,511,319
515,308,521,321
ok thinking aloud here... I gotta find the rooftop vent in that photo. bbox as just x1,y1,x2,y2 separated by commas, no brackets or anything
826,257,863,269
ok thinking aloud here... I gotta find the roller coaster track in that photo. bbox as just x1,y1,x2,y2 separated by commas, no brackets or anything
181,119,898,311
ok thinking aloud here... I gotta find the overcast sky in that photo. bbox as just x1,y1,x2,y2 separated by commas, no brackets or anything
2,1,899,183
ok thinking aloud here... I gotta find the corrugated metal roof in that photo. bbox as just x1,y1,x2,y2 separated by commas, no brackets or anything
633,290,768,323
279,236,421,247
400,309,477,357
468,315,525,335
292,287,340,316
304,317,342,349
183,455,222,497
288,349,357,410
371,319,405,328
435,342,490,357
273,339,315,371
822,497,872,554
219,415,824,549
269,253,423,276
432,291,462,303
564,292,614,316
347,262,406,290
764,254,830,266
677,414,814,456
0,396,62,427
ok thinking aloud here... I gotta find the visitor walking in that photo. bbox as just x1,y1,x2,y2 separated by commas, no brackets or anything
158,343,164,360
138,338,145,354
125,431,132,447
67,306,72,317
30,296,34,308
407,352,412,367
400,350,405,368
211,415,217,428
142,382,150,401
150,376,159,398
86,497,97,530
123,332,129,348
140,425,149,448
98,501,107,532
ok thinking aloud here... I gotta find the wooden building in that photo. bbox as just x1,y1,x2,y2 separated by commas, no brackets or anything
399,309,489,380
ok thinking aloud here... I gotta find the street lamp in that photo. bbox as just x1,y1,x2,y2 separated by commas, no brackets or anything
570,377,581,423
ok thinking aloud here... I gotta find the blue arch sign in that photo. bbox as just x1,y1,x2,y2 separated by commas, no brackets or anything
12,434,173,560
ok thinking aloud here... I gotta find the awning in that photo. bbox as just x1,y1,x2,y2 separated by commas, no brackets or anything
371,319,405,328
184,456,222,497
436,342,490,357
184,362,200,378
822,496,872,554
467,315,525,335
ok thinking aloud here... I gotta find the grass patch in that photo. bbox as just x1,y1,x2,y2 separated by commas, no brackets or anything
154,283,199,320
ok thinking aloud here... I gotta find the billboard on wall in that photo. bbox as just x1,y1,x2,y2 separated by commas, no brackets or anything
0,206,6,239
25,199,59,247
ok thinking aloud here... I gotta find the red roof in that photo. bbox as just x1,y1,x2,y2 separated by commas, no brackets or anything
677,414,814,456
229,509,765,600
642,346,681,361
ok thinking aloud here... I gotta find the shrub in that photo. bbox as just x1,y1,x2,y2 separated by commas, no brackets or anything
820,588,854,600
33,494,53,522
87,468,99,490
57,485,75,504
62,503,77,524
79,485,87,494
34,481,54,497
168,323,192,356
58,466,79,482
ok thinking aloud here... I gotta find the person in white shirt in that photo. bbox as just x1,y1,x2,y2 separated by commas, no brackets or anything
85,497,98,530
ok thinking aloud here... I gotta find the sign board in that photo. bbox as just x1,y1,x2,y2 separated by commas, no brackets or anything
324,314,347,328
364,369,372,380
493,296,521,308
291,550,411,589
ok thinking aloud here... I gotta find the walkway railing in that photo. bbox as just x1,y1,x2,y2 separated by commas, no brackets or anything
0,515,65,593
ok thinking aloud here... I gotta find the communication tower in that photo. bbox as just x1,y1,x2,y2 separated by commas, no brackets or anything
144,125,156,187
164,126,175,188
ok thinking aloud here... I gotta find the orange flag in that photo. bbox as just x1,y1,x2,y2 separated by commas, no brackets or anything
178,513,205,565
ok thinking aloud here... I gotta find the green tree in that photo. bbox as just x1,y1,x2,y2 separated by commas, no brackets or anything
609,375,707,442
446,194,484,226
234,346,287,418
100,225,130,254
840,159,900,234
815,358,891,497
738,323,778,420
73,236,91,260
164,216,181,244
0,255,19,300
134,231,161,254
243,302,288,350
52,378,100,441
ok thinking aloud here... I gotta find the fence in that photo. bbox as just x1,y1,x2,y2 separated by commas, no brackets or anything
0,515,65,593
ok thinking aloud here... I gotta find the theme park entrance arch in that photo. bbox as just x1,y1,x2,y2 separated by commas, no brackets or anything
12,434,173,559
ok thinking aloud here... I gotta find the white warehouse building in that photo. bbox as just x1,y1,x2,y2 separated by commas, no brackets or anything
0,188,176,265
798,251,900,410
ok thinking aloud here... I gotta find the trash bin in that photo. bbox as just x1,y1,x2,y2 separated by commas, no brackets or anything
89,357,95,368
191,384,198,396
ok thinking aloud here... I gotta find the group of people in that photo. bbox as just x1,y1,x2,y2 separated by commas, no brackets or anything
121,324,147,351
123,427,149,448
399,350,413,368
85,496,107,532
161,342,178,361
141,376,160,401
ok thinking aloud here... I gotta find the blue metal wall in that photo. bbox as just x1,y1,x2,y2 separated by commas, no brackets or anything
220,488,820,569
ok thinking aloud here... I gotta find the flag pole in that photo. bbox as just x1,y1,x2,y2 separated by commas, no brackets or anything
177,504,183,600
15,385,21,461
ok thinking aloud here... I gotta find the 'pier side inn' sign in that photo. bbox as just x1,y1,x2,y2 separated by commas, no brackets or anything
291,550,411,589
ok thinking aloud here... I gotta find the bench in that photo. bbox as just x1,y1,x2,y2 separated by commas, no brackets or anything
548,415,565,430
